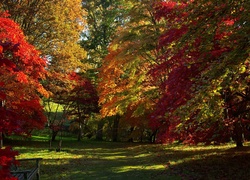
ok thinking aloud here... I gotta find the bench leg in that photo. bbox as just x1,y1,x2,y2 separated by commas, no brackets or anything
36,171,40,180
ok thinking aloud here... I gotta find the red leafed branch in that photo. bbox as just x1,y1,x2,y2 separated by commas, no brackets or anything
0,12,48,179
0,146,19,180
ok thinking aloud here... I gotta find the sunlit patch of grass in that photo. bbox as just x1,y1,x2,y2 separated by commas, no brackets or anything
14,149,83,160
30,135,50,141
42,159,70,166
165,143,235,151
134,154,150,158
114,164,165,173
102,155,126,160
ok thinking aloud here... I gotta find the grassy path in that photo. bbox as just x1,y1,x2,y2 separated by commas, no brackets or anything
6,138,250,180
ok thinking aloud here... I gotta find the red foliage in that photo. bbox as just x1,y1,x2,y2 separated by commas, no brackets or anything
0,147,19,180
67,73,99,114
0,12,47,135
154,1,187,22
0,12,47,179
150,0,248,144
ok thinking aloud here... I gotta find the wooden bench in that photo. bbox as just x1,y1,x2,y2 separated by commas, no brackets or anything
11,158,42,180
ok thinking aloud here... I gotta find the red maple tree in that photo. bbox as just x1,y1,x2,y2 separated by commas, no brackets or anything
150,1,249,146
66,72,99,141
0,12,48,179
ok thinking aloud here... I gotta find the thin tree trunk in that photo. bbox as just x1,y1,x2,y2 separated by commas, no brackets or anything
51,130,58,141
0,132,3,148
96,119,105,141
112,116,119,142
0,101,4,148
150,129,158,143
78,122,82,141
234,121,243,147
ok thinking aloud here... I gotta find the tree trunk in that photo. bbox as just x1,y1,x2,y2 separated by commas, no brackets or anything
150,129,158,143
0,101,4,148
96,119,105,141
78,122,82,141
112,116,119,142
0,132,3,148
234,121,243,147
51,130,58,141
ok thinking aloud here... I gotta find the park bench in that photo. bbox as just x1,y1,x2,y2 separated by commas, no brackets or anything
10,158,42,180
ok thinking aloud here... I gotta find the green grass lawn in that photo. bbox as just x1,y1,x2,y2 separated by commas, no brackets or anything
5,137,250,180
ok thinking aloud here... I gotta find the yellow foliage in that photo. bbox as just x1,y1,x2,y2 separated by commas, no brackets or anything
0,0,89,73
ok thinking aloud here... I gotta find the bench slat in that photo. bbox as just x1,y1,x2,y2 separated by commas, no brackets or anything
11,158,42,180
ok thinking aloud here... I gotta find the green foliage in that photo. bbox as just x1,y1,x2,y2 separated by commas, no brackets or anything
81,0,126,82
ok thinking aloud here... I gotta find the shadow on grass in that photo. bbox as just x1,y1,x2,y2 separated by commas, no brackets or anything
153,146,250,180
5,139,250,180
